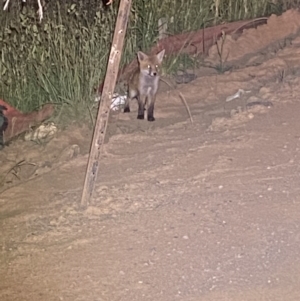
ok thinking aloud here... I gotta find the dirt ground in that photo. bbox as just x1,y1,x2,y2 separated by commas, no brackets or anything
1,9,300,301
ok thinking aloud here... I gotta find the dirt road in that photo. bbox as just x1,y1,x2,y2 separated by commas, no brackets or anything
1,9,300,301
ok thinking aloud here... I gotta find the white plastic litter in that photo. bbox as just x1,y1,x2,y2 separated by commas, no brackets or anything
226,89,251,102
95,93,127,111
110,94,127,111
24,122,58,141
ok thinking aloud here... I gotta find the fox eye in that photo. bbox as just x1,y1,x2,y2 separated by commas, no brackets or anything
155,65,159,69
147,65,151,69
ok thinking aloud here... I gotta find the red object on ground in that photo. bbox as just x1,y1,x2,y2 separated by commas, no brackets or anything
0,99,54,141
98,17,267,94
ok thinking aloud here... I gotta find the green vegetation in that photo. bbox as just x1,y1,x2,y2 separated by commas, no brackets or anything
0,0,295,123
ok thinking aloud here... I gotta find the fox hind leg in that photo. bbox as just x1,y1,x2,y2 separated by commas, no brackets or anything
124,87,138,113
123,98,130,113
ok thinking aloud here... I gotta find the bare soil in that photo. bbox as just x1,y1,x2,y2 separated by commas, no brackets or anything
1,9,300,301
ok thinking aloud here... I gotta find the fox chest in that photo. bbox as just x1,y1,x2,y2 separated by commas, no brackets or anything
138,76,159,95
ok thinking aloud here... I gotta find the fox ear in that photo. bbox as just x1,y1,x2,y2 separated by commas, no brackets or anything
156,49,165,64
137,51,148,62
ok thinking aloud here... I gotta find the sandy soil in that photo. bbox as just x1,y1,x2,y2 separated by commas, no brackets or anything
1,9,300,301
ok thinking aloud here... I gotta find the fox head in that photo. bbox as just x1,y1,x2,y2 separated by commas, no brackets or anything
137,49,165,77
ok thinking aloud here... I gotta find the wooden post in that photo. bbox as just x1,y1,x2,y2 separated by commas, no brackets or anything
80,0,132,208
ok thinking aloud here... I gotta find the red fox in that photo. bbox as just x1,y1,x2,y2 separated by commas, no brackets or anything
124,49,165,121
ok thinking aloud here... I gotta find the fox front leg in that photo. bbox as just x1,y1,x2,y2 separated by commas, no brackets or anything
137,95,146,120
147,94,155,122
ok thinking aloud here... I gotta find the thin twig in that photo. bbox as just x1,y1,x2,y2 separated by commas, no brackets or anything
160,77,176,89
179,92,193,123
37,0,43,22
3,0,10,11
159,77,194,123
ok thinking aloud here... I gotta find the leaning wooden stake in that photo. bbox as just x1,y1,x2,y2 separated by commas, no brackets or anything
81,0,132,208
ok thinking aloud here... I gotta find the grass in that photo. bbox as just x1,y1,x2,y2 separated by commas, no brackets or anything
0,0,291,126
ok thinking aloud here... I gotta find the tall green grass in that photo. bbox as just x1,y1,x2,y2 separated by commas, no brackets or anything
0,2,116,123
0,0,292,123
